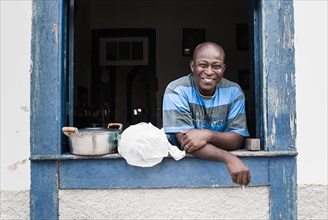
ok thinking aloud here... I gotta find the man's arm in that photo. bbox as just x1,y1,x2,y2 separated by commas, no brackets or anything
176,131,251,185
179,129,244,151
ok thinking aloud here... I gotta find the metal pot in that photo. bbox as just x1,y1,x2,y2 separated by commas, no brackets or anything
62,123,123,155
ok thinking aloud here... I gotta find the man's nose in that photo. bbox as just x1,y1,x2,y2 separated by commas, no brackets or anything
205,66,214,75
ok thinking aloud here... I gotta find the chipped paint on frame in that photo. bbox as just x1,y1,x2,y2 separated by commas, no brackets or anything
261,0,296,151
29,0,297,219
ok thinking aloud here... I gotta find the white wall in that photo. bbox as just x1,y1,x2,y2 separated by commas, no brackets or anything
294,0,328,185
58,187,269,219
0,1,31,191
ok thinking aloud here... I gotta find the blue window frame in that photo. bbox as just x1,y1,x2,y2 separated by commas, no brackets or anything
30,0,297,219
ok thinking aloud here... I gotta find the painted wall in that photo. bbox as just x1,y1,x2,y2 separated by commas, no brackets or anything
58,188,269,219
0,0,327,219
0,0,31,191
294,0,328,185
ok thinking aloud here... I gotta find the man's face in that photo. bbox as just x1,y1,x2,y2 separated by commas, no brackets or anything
190,45,226,97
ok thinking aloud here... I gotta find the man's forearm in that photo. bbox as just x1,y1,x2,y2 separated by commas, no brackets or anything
192,142,234,164
189,142,251,185
207,130,244,150
176,131,233,163
175,132,251,185
177,129,244,151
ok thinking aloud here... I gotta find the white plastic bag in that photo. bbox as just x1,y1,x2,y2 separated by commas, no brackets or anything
118,122,185,167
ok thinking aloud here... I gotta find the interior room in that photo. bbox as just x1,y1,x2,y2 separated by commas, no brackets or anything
72,0,255,136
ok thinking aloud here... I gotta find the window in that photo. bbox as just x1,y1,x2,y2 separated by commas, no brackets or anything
99,37,149,66
30,1,297,218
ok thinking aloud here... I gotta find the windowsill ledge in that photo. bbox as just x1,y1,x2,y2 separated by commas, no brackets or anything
30,149,297,161
29,149,297,188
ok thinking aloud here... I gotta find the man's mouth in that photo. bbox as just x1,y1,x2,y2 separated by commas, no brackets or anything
202,78,214,82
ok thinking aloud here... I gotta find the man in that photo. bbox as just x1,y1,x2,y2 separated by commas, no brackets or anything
162,42,251,185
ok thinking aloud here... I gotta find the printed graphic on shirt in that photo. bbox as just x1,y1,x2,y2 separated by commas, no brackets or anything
192,113,226,130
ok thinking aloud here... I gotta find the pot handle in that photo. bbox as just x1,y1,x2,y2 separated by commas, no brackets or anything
107,123,123,131
62,127,81,137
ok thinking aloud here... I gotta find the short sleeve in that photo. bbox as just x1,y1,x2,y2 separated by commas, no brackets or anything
162,81,194,133
225,89,249,137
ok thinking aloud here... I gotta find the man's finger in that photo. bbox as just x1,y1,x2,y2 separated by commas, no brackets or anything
236,173,243,185
182,138,189,147
247,172,251,185
242,172,248,185
231,173,237,184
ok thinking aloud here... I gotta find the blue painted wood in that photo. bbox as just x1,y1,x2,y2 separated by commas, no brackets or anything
261,0,296,151
30,161,58,220
68,0,75,126
30,1,66,219
251,0,264,144
59,157,269,189
30,0,67,156
29,150,297,161
61,0,69,153
260,1,297,218
269,156,297,219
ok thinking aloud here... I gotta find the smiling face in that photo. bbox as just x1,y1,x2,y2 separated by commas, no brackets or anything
190,43,226,96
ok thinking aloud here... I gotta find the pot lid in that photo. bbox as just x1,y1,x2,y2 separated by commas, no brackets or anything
78,127,118,134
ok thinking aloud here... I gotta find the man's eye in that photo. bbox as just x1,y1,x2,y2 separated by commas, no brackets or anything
199,64,207,68
213,65,223,69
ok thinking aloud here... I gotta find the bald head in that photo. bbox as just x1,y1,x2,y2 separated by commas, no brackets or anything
193,42,225,62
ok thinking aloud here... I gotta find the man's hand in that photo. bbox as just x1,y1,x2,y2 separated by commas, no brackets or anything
175,130,251,185
180,129,210,153
185,142,251,186
225,154,251,185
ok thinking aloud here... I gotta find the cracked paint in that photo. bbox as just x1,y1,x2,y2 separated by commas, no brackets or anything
271,120,276,147
290,112,295,139
21,106,30,112
274,90,279,118
7,159,28,171
52,23,58,44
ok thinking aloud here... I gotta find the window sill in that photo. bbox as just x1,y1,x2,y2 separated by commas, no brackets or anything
30,149,297,189
29,149,297,161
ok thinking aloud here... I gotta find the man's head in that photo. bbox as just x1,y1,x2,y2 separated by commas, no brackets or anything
190,42,226,97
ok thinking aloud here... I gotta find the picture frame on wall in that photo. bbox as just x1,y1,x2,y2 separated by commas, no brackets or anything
182,28,205,56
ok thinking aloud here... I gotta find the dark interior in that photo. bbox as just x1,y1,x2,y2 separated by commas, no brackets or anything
72,0,255,137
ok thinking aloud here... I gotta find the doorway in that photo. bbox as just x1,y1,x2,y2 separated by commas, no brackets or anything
82,29,157,129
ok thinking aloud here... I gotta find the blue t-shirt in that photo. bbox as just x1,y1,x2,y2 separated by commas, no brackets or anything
162,74,249,143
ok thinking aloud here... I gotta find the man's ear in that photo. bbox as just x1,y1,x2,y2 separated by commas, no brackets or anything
190,60,195,72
